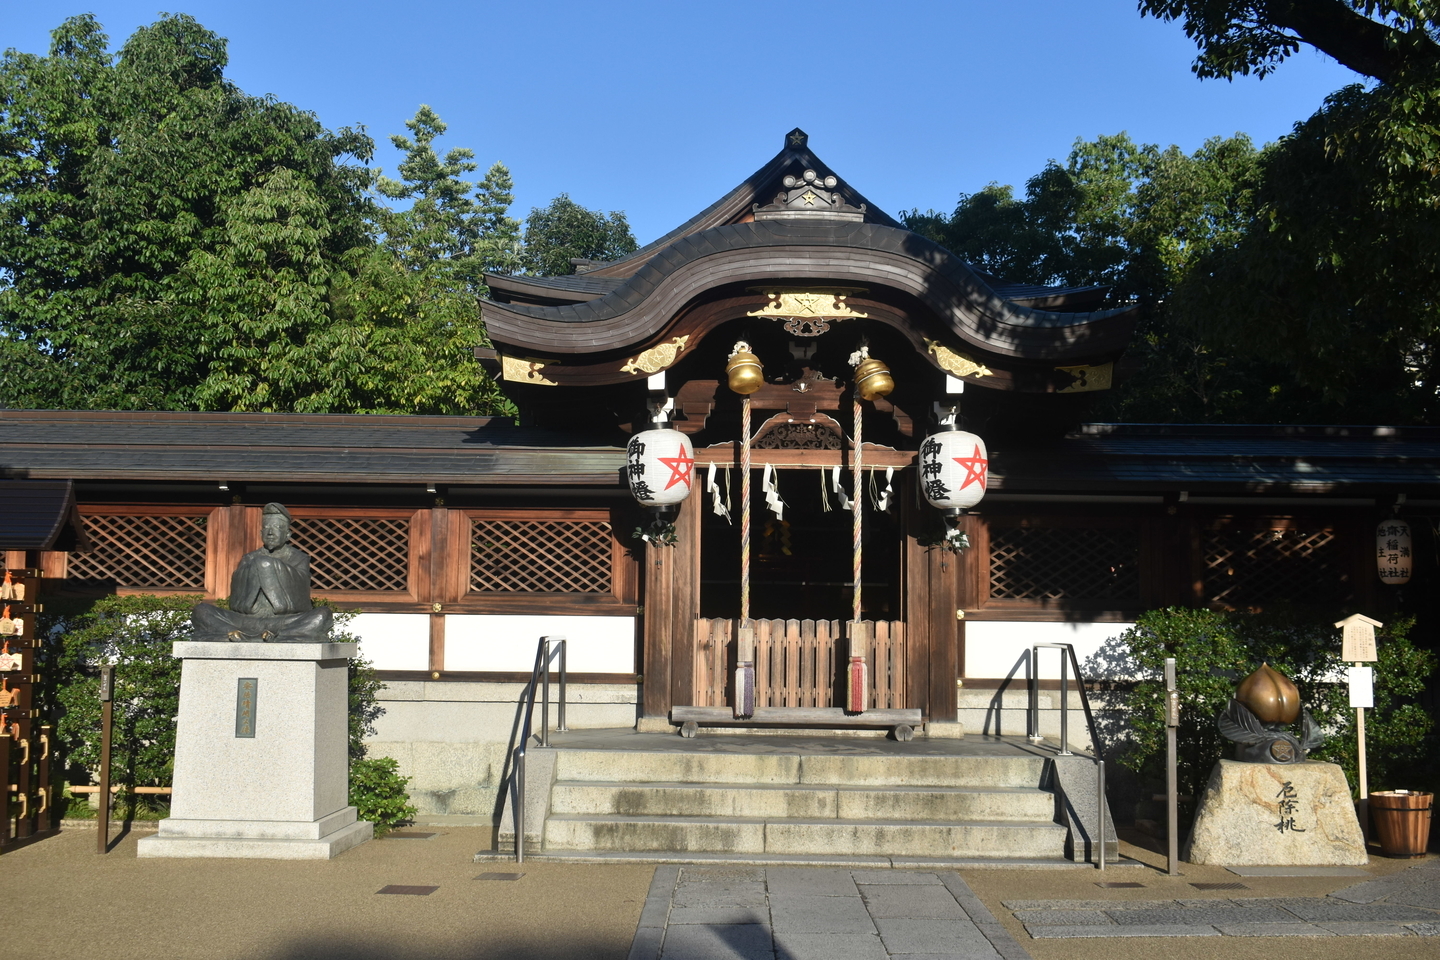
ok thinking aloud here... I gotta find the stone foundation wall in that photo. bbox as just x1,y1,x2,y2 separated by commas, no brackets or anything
364,680,639,820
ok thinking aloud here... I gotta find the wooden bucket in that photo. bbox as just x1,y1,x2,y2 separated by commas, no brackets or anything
1370,791,1434,858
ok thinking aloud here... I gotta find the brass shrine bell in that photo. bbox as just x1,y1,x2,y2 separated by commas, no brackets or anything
853,356,895,402
726,349,765,395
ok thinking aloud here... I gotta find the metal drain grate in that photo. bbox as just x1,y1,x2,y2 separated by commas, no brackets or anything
377,885,439,896
475,872,525,881
1095,882,1146,888
384,831,437,839
1190,882,1249,890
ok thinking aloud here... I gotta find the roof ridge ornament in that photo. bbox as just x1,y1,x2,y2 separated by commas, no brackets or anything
753,167,866,223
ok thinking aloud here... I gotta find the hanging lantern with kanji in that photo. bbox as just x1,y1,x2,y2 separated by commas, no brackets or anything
626,429,695,507
1376,518,1412,585
918,427,989,513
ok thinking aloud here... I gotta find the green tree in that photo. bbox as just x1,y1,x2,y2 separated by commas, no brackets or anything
904,133,1291,422
521,194,637,276
1136,1,1440,423
0,15,512,416
376,104,522,283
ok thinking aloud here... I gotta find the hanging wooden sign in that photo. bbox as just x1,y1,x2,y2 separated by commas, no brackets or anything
1376,520,1412,585
0,642,20,672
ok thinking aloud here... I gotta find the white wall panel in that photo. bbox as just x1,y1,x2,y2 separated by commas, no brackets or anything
348,612,430,671
444,614,636,673
964,620,1134,680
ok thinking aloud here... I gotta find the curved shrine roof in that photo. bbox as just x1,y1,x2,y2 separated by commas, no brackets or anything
481,129,1137,375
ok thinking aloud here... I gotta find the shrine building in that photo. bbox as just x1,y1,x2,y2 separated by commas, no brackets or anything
3,129,1439,825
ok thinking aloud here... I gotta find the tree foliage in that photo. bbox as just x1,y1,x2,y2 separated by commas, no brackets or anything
0,15,513,416
1138,1,1440,84
903,133,1316,422
1130,1,1440,423
521,193,637,276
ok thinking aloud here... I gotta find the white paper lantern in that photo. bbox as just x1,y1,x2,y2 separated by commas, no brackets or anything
626,429,695,506
1376,519,1412,585
918,429,989,512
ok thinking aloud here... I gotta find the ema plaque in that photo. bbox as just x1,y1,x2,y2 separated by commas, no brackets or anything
235,677,258,738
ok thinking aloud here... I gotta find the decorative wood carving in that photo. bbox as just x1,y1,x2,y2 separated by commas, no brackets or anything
752,417,845,451
501,355,559,386
925,338,992,379
620,335,689,375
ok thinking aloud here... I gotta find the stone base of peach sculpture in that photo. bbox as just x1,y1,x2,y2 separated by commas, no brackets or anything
1182,760,1367,866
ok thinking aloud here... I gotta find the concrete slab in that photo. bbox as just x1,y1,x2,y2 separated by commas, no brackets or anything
1105,905,1297,925
660,923,774,960
872,918,996,954
671,880,767,907
770,931,889,960
1212,922,1335,936
861,885,969,919
1011,909,1113,925
770,897,877,934
1228,865,1369,877
1314,921,1416,936
1024,924,1221,938
666,904,769,925
767,867,862,897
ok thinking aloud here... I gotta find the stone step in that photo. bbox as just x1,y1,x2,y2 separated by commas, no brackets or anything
552,749,1047,788
548,780,1056,821
543,814,1067,859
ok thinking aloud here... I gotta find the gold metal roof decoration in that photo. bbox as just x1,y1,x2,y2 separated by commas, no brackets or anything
500,355,559,386
620,335,690,375
924,339,993,379
747,291,868,337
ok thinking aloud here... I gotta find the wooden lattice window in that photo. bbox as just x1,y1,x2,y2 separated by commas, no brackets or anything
288,517,410,593
470,519,612,594
68,514,208,589
1205,528,1343,607
989,525,1141,601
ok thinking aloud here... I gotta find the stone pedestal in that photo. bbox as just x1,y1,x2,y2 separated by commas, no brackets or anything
137,641,373,859
1183,759,1366,866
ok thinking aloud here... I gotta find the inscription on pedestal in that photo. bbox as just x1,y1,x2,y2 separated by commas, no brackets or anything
235,677,257,738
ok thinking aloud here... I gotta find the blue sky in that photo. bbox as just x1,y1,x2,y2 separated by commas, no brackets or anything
4,1,1362,244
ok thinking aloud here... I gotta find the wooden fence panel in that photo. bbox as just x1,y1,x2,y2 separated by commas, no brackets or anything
691,617,904,711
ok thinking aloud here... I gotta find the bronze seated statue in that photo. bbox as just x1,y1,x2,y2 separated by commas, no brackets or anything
192,502,333,643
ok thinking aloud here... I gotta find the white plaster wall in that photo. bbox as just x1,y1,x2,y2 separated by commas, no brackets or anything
346,613,430,671
443,614,636,673
964,620,1134,680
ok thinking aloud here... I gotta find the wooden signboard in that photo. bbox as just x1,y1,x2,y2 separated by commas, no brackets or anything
1335,613,1381,663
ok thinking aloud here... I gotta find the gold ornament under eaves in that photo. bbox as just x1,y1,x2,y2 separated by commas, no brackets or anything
924,339,992,379
747,291,868,319
500,355,559,386
620,335,690,375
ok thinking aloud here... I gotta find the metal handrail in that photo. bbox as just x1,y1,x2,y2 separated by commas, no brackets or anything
1027,642,1104,760
513,635,567,863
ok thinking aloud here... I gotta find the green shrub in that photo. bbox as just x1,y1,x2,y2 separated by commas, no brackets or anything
56,594,195,787
349,756,417,835
1109,607,1435,817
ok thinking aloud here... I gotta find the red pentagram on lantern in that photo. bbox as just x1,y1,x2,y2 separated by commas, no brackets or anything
954,444,988,490
658,445,695,490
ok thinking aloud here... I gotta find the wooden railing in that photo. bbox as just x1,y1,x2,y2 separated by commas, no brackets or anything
693,618,905,711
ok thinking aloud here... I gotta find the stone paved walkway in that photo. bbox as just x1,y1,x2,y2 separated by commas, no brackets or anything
1005,858,1440,939
628,865,1030,960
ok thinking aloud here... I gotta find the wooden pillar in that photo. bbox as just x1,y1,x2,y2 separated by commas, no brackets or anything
669,496,701,711
902,492,965,722
641,534,674,719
